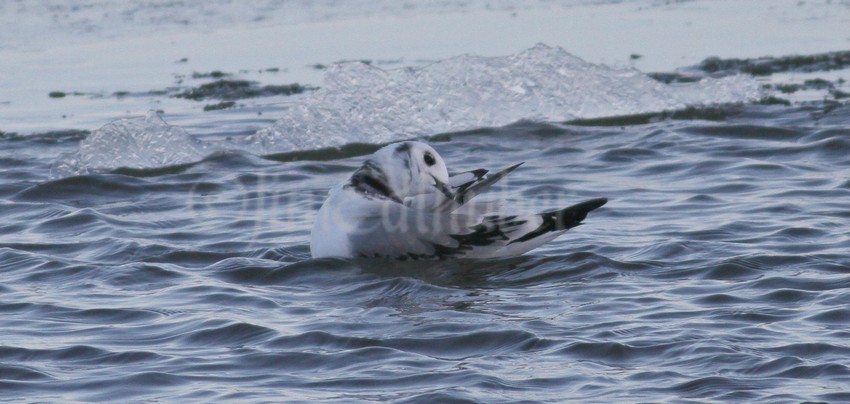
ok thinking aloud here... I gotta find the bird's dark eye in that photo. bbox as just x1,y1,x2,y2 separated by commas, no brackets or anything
423,152,436,166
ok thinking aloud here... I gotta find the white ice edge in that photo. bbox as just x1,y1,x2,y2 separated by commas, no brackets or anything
51,44,762,177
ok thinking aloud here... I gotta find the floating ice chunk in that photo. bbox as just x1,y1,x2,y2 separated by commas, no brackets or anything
52,111,214,177
52,44,762,177
667,73,764,105
245,44,761,153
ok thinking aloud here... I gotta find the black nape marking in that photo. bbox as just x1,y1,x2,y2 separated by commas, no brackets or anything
395,143,411,154
394,143,416,177
510,198,608,244
348,160,402,203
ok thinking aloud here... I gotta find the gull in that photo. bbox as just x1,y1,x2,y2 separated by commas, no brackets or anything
310,141,607,259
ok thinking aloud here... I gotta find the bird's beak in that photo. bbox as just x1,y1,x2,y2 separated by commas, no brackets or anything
430,175,455,199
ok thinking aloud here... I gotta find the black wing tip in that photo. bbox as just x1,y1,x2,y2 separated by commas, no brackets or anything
484,161,524,182
510,197,607,245
553,197,608,230
580,197,608,211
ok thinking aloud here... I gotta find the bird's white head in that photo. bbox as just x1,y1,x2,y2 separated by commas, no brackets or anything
350,141,451,201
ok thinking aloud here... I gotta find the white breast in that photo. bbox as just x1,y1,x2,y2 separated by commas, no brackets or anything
309,187,354,258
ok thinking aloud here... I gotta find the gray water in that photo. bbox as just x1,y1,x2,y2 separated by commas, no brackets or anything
2,102,849,402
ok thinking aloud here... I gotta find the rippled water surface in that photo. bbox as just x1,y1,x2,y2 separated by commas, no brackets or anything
2,103,850,402
4,0,850,401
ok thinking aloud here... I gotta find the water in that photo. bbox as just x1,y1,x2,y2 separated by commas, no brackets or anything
2,101,849,401
3,1,850,402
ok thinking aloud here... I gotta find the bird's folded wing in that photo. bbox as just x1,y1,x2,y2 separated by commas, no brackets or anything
404,163,523,213
349,197,606,259
438,162,523,212
448,168,488,188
